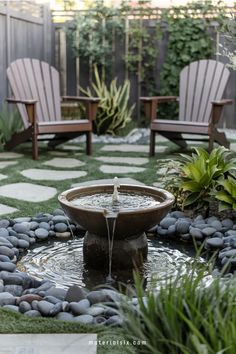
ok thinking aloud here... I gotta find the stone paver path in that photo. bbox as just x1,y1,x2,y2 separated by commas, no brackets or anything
0,173,7,181
62,145,83,151
101,144,149,153
230,143,236,151
0,334,97,354
21,169,87,181
0,161,18,169
95,156,149,165
99,165,145,174
0,203,19,215
43,158,85,168
0,182,57,202
0,152,23,159
156,167,177,175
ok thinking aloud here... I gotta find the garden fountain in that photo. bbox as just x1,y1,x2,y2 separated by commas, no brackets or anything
58,178,175,276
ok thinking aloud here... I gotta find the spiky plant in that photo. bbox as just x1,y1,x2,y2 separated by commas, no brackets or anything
81,66,135,135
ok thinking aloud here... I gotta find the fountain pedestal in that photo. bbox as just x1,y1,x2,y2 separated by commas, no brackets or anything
83,232,148,269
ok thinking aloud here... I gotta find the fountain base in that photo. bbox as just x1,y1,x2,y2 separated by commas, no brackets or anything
83,232,148,269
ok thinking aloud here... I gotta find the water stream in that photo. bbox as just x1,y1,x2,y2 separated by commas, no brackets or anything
104,213,117,283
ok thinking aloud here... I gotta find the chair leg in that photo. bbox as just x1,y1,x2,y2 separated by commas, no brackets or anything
208,135,214,152
214,130,230,149
32,129,38,160
149,130,155,157
86,131,92,155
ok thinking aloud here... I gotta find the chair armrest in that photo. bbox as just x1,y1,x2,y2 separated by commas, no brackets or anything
211,99,233,106
6,98,37,105
211,99,233,125
140,96,178,103
62,96,100,121
62,96,100,103
140,96,178,121
6,98,37,124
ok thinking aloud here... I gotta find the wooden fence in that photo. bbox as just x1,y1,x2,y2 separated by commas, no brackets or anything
0,1,53,108
54,24,236,127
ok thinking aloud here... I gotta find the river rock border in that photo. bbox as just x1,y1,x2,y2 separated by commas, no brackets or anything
0,209,123,326
0,208,235,326
153,211,236,272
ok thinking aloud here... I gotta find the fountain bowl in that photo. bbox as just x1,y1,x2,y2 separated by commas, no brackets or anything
58,184,174,240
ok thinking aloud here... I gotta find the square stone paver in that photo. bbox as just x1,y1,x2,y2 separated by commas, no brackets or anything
230,143,236,151
0,173,7,181
0,152,23,159
48,151,69,157
0,161,18,169
95,156,149,166
62,145,83,151
99,165,145,174
72,177,144,188
0,334,97,354
0,183,57,202
0,203,18,215
43,158,85,168
100,144,149,153
21,169,87,181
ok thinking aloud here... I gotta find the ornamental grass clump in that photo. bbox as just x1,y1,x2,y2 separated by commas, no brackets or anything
81,66,135,136
119,265,236,354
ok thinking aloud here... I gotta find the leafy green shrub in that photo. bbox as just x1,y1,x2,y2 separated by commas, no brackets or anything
0,107,23,149
180,147,236,211
81,66,135,135
215,176,236,211
119,266,236,354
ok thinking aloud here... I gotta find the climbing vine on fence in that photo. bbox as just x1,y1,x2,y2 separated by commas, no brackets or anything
69,0,125,80
158,1,226,118
68,0,228,129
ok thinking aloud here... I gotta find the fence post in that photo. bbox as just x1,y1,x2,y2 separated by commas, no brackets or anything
76,28,80,95
5,1,11,68
43,4,52,63
59,28,67,96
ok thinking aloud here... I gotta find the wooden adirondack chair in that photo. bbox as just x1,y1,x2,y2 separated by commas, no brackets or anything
6,58,99,159
140,59,232,156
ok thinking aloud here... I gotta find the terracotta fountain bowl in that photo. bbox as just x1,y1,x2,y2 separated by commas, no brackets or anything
58,184,174,240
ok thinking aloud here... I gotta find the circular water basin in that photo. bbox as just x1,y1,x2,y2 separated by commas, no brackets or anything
17,237,203,290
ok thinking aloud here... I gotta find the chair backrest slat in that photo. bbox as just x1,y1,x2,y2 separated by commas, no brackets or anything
7,62,29,128
185,61,198,121
179,65,188,120
191,60,208,122
41,61,56,121
51,66,61,120
7,58,61,124
22,58,44,122
179,59,230,123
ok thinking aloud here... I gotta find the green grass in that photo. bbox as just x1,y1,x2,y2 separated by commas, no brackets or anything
0,308,133,354
0,140,180,218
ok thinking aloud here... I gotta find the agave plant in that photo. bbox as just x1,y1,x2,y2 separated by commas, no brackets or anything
215,176,236,211
180,147,236,210
81,66,135,135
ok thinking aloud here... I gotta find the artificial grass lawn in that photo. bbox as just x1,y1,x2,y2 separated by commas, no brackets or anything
0,140,180,218
0,308,135,354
